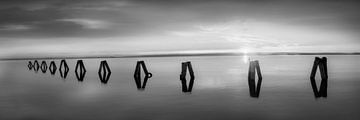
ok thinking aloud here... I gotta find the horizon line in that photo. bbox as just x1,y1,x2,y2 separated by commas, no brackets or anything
1,52,360,61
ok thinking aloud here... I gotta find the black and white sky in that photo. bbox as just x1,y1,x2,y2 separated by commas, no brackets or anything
0,0,360,58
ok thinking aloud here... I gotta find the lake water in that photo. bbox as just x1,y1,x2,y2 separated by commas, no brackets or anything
0,55,359,120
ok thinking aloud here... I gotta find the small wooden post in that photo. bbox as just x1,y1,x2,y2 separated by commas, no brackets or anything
180,61,195,93
133,61,152,90
98,60,111,84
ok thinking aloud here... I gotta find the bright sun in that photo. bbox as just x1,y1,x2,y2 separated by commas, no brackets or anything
241,49,250,63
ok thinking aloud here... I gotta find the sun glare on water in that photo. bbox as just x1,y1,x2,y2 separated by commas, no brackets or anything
242,50,250,63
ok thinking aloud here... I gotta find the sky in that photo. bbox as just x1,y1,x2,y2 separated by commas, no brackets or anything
0,0,360,58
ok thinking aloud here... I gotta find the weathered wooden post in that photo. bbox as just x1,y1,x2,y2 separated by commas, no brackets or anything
59,59,69,79
40,61,47,73
75,60,86,82
28,61,33,70
248,60,262,98
33,60,39,72
134,61,152,90
49,61,57,75
310,57,328,98
180,61,195,93
98,60,111,84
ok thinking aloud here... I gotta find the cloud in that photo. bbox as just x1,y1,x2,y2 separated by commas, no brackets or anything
0,7,64,24
58,19,111,29
169,20,291,48
0,0,360,56
0,0,358,39
0,25,31,31
63,1,133,11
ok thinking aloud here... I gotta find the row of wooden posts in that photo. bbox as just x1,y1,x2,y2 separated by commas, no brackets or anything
27,57,328,98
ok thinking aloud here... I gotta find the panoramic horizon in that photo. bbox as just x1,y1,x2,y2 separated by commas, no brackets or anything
1,1,360,120
1,0,360,59
1,50,360,60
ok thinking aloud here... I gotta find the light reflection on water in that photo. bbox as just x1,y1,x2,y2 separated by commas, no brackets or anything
0,55,360,120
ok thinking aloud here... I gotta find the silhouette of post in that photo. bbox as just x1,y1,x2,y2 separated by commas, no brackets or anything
75,60,86,82
59,59,69,79
28,61,33,70
248,60,262,98
40,61,47,73
33,60,40,72
134,61,152,90
98,60,111,84
310,57,328,98
180,61,195,93
49,61,57,75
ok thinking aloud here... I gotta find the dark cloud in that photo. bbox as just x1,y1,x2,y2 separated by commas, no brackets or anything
0,0,168,38
0,7,64,24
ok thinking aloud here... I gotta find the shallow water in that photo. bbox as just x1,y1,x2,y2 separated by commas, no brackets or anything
0,55,359,120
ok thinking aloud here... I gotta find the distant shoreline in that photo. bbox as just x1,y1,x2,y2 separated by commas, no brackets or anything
1,52,360,61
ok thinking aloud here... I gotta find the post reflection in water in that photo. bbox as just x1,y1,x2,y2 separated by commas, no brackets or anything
28,61,33,70
40,61,47,73
134,61,152,90
49,61,57,75
98,60,111,84
310,57,328,98
248,60,262,98
75,60,86,82
59,59,69,79
180,61,195,93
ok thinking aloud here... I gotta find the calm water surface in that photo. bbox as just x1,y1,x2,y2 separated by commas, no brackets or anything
0,56,359,120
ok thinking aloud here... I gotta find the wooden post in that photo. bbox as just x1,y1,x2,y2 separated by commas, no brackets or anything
180,61,195,93
133,61,152,90
75,60,86,81
248,60,262,98
98,60,111,84
40,61,47,73
310,57,328,98
59,59,69,79
49,61,57,75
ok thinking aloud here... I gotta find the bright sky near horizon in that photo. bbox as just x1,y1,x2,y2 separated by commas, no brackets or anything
0,0,360,58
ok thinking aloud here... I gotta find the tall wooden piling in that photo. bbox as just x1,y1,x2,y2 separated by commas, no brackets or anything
248,60,262,98
310,57,328,98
